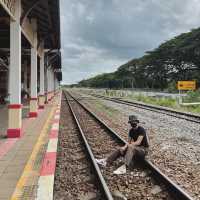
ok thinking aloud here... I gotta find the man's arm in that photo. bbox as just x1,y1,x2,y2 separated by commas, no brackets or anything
131,135,144,146
121,135,131,150
128,136,132,144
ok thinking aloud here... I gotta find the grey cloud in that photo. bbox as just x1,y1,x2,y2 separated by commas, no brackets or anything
60,0,200,84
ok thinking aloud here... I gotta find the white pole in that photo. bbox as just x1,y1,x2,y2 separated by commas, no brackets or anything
24,60,28,92
10,0,21,104
39,43,45,108
7,0,22,137
29,19,38,117
30,48,37,98
39,45,45,95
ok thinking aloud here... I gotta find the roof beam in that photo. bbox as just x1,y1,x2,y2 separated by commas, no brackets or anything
21,17,35,46
43,0,56,48
0,0,15,20
20,0,42,26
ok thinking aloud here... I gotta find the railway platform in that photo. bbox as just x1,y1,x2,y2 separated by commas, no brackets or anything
0,92,61,200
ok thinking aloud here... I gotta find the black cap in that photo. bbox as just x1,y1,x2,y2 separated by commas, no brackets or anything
128,115,139,123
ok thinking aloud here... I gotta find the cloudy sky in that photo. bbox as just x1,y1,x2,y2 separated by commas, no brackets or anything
60,0,200,84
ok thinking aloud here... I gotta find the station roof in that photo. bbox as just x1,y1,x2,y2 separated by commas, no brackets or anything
0,0,62,80
22,0,61,50
0,0,61,50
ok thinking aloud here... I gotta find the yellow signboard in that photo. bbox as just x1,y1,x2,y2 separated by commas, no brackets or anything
177,81,196,90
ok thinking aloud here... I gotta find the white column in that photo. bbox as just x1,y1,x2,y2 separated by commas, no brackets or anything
31,39,37,98
52,69,55,97
50,68,53,99
52,70,55,94
44,65,48,103
49,68,51,93
29,19,38,117
54,75,56,91
47,67,50,101
40,51,45,95
55,77,58,92
24,60,28,91
39,43,45,109
10,2,21,104
7,0,22,138
55,78,57,90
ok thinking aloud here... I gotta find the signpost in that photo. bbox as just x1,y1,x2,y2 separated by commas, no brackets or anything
177,81,196,90
177,81,196,105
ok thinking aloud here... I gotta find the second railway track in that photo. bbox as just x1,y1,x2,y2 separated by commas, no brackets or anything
64,90,193,200
89,93,200,124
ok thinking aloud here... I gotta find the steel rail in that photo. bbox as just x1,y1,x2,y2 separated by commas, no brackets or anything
90,93,200,124
64,93,114,200
66,90,194,200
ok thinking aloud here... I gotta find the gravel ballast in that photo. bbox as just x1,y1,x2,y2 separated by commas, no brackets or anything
72,90,200,199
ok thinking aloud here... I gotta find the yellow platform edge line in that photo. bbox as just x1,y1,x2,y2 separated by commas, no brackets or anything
10,106,57,200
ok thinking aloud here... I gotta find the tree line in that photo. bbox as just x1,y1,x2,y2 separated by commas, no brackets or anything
77,27,200,91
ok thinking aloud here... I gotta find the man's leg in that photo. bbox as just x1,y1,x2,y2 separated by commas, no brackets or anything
107,146,127,165
124,145,146,167
124,144,136,167
134,147,146,160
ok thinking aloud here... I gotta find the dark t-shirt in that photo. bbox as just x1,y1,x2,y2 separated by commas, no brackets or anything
128,126,149,148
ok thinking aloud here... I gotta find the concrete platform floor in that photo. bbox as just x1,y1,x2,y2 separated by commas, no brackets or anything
0,93,61,200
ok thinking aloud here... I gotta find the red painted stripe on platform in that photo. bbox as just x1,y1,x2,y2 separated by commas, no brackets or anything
29,112,38,118
49,130,58,138
1,99,47,158
40,152,57,176
8,104,22,109
30,97,38,100
0,139,18,159
39,105,45,109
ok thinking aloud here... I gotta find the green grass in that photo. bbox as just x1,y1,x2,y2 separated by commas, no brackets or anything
182,105,200,114
81,88,200,114
183,90,200,103
126,94,200,114
131,94,177,108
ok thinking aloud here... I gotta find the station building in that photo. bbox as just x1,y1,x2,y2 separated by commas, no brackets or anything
0,0,62,138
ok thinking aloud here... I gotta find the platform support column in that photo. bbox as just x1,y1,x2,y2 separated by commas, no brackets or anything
39,43,45,109
29,19,38,118
23,60,28,92
54,76,57,94
44,66,48,104
50,69,53,100
47,68,50,101
7,0,22,138
48,67,52,101
52,70,55,98
49,69,51,100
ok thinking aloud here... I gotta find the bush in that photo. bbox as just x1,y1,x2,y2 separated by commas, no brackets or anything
132,94,176,108
166,81,177,93
184,90,200,102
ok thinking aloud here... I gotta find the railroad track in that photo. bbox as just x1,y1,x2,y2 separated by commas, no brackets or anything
54,95,111,199
89,93,200,124
64,90,193,200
